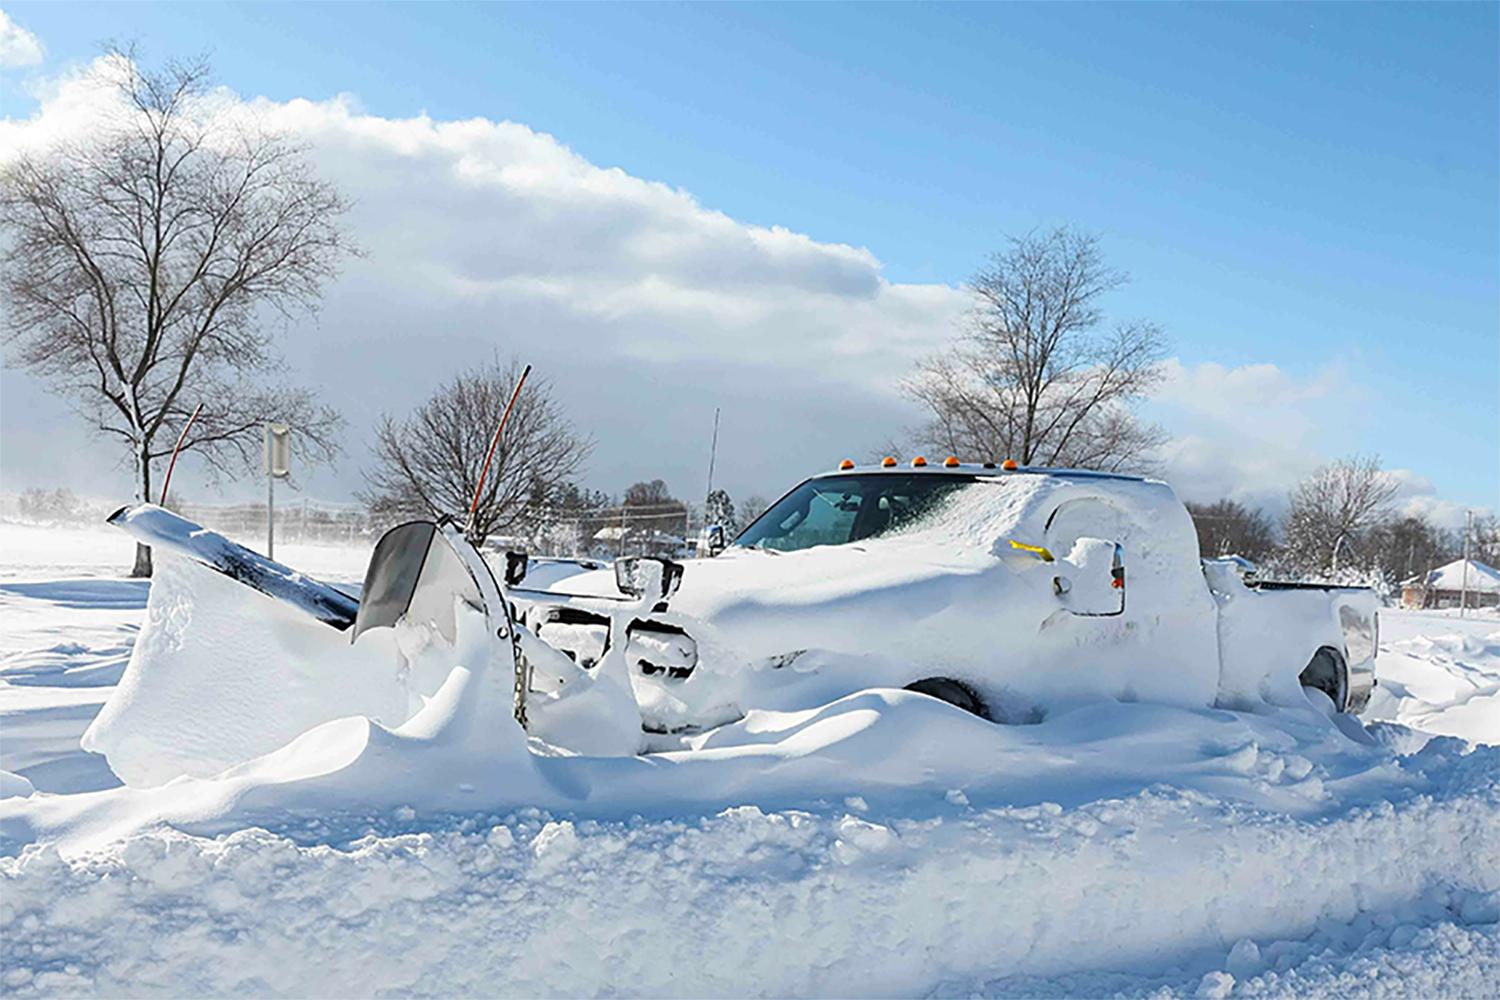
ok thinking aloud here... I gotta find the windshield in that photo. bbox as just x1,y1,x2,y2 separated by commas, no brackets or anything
735,473,977,553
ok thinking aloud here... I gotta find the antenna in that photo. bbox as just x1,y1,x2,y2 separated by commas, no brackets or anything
468,363,532,534
704,406,721,520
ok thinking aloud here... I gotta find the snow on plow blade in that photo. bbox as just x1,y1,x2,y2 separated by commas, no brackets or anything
108,504,359,630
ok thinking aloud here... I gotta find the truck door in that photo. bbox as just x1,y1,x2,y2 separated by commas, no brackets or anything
1045,497,1128,617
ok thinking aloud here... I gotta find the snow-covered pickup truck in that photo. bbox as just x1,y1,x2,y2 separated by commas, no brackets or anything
509,461,1377,743
96,460,1376,775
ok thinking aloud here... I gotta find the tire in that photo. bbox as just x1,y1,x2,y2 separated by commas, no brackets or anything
1299,646,1348,713
904,677,989,720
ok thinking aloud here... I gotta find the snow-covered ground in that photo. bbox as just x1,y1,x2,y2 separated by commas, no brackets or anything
0,521,1496,997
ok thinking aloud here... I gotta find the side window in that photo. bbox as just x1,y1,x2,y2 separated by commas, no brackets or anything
761,485,862,551
1046,497,1129,617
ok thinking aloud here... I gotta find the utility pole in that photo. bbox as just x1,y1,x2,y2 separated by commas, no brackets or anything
1460,509,1473,617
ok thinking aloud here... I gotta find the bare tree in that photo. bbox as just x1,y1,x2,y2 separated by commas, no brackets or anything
1470,513,1500,570
903,228,1168,471
741,494,771,524
0,50,350,575
362,358,592,546
616,479,689,553
1186,499,1277,561
1365,514,1457,585
1281,455,1400,575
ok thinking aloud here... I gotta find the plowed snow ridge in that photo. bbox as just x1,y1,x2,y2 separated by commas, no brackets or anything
3,747,1497,997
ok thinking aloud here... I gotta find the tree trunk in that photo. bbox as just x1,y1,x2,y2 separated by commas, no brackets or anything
131,441,154,578
131,542,153,578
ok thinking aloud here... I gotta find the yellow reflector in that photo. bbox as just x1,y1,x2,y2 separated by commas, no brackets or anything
1008,539,1055,562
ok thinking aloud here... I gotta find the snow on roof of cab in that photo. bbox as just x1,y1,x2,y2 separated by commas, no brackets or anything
821,462,1145,482
1405,558,1500,593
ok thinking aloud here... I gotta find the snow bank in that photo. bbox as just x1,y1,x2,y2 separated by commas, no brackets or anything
2,739,1496,997
0,771,33,800
1366,611,1500,744
79,554,423,786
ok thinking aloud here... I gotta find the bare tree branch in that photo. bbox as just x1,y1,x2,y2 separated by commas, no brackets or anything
360,358,593,547
901,228,1167,471
1280,454,1400,575
0,49,354,575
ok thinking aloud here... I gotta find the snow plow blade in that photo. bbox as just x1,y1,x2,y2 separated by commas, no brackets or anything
352,520,489,644
108,503,359,630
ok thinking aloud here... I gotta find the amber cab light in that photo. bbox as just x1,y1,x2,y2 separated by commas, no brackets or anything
911,456,928,468
881,456,897,468
838,459,854,470
944,456,960,467
1002,459,1019,471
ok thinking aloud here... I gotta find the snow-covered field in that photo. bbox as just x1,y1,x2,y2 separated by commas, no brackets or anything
1,522,1496,997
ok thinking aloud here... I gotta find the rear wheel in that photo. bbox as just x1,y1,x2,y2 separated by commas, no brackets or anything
904,677,989,720
1299,646,1348,713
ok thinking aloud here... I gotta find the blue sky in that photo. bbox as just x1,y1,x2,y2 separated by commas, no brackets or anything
2,2,1496,511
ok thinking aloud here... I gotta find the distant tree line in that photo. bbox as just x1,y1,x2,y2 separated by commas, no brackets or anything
1187,454,1494,593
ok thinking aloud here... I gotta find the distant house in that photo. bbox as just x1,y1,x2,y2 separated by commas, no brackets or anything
1400,559,1500,609
591,525,686,558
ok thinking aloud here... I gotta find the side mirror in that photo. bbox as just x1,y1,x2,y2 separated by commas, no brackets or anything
706,524,727,557
1053,537,1125,617
503,550,529,588
615,555,685,601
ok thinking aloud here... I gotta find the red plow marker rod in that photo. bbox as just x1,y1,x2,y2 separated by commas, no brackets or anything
159,402,204,507
468,364,532,532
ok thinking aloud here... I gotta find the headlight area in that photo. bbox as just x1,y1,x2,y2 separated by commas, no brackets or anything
534,607,611,669
626,621,698,680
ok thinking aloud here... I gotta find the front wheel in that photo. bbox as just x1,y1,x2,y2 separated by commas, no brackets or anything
904,677,989,720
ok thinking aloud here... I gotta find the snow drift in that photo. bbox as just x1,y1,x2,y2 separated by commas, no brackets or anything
2,738,1497,997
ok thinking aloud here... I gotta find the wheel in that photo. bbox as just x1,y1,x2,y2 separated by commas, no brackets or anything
904,677,989,720
1299,647,1348,713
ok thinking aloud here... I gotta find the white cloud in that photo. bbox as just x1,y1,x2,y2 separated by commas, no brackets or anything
0,10,43,68
1143,358,1361,510
0,60,966,502
1145,359,1491,525
1384,470,1483,531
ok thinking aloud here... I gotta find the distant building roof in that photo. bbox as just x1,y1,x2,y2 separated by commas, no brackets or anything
1404,558,1500,593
